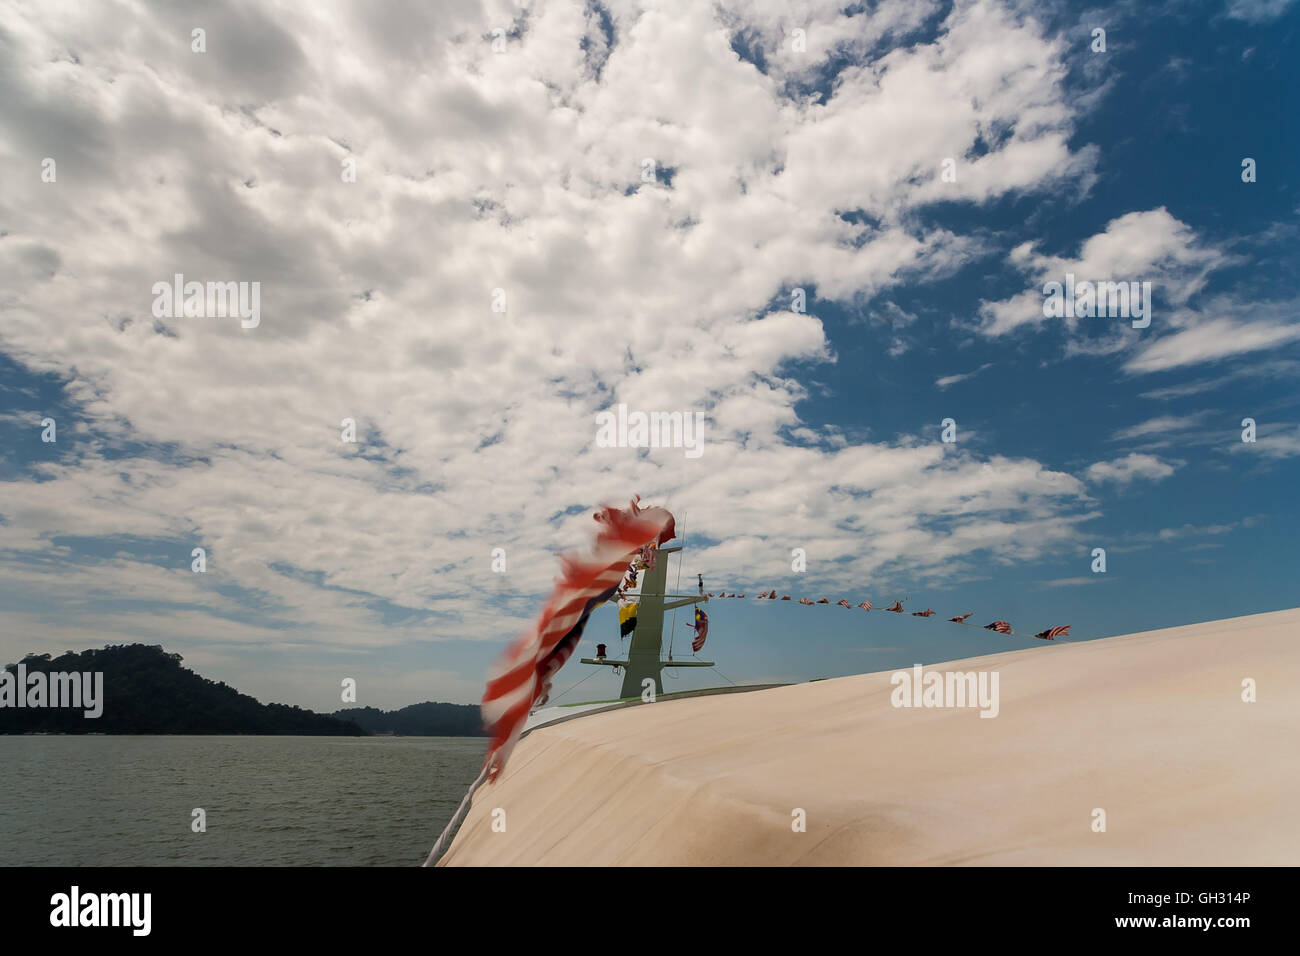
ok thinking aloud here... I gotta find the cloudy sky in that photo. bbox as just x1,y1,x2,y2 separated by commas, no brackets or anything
1,0,1297,712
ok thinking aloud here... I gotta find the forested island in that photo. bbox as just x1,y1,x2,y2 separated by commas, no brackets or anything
0,644,485,736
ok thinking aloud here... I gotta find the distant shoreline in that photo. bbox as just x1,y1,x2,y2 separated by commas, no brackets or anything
2,644,487,737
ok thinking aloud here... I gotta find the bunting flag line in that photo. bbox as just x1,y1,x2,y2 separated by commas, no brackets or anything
703,592,1071,643
479,496,675,780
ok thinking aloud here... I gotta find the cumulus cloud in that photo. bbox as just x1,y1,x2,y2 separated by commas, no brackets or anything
0,0,1115,703
978,207,1227,337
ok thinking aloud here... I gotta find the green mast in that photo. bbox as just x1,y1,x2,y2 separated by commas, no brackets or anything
579,545,713,699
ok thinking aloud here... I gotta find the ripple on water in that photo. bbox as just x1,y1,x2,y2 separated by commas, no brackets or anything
0,735,486,866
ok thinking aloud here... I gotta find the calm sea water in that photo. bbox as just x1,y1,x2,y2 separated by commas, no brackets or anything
0,736,486,866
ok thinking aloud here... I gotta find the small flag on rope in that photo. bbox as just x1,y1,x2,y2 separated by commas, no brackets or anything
1034,625,1070,640
799,598,814,605
816,598,830,604
767,590,776,599
781,595,791,600
886,600,904,613
912,609,935,617
949,613,973,623
857,601,873,611
618,600,639,637
692,607,709,652
983,621,1012,634
837,599,852,609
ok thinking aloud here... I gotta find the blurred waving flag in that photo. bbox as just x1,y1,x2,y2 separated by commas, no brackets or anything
480,497,675,779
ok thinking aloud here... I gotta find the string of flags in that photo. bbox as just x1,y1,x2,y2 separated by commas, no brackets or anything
703,590,1071,642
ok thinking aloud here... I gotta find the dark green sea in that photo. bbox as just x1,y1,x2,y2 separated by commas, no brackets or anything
0,736,486,865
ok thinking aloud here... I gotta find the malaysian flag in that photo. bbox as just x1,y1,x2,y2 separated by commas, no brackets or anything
857,601,873,611
983,620,1012,634
480,497,675,779
949,613,973,623
837,599,852,609
1034,625,1071,640
692,607,709,652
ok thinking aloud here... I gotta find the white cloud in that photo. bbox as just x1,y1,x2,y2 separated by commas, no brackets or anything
935,362,993,389
979,207,1227,337
1226,0,1298,23
1085,453,1178,485
1112,413,1209,442
0,0,1112,702
1125,311,1300,374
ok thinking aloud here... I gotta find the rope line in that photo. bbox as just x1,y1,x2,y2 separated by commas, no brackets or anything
705,593,1078,644
547,666,602,706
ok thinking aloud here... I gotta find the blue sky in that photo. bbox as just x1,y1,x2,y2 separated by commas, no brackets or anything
0,0,1297,711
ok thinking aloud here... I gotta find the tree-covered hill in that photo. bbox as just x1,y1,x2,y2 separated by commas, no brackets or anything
329,701,485,736
0,644,364,735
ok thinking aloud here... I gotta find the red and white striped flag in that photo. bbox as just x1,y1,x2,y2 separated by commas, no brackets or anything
480,497,675,779
1034,625,1070,640
857,601,873,611
912,608,935,617
983,620,1012,634
949,613,973,623
837,599,852,609
691,607,709,652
